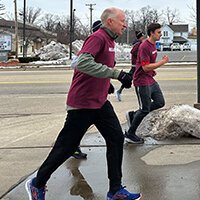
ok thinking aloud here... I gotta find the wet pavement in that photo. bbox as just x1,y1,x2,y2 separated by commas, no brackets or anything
2,130,200,200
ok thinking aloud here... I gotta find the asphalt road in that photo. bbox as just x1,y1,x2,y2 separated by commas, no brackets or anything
0,66,198,198
0,66,197,116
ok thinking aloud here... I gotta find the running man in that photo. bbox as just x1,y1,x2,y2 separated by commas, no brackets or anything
125,23,169,144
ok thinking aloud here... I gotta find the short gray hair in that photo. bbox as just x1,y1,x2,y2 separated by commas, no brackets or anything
100,7,122,25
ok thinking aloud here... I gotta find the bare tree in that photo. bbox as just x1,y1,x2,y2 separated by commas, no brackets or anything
150,9,160,23
19,6,42,25
74,17,90,40
187,3,196,24
117,7,163,44
18,6,42,56
165,7,180,24
0,0,5,17
136,6,162,34
52,15,89,45
126,10,137,30
40,13,60,32
124,10,137,43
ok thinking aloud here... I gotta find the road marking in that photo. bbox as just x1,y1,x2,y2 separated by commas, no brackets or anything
0,80,68,84
0,77,196,84
156,77,197,81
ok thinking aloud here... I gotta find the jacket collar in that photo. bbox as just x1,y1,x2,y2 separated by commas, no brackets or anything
101,27,118,40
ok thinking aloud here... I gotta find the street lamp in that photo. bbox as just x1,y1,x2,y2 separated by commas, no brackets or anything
197,0,200,102
72,9,76,42
194,0,200,108
69,0,73,59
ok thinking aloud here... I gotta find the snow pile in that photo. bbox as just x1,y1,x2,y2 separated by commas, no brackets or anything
34,40,131,63
115,44,131,61
72,40,131,61
35,41,69,61
137,104,200,140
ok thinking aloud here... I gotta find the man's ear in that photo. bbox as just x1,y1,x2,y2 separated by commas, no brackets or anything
107,18,113,26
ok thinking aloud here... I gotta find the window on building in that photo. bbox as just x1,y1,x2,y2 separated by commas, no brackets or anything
20,46,23,53
163,31,168,37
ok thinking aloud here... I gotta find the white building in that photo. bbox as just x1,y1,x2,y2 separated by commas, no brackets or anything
160,24,189,45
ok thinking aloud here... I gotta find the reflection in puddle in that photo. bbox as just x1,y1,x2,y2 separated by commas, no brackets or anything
66,158,95,200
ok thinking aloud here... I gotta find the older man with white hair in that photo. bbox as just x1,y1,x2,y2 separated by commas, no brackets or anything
25,7,142,200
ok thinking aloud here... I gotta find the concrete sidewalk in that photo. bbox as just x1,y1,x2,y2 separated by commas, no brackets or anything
2,126,200,200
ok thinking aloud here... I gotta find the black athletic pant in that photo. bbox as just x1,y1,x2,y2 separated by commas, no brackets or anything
128,82,165,135
35,100,124,193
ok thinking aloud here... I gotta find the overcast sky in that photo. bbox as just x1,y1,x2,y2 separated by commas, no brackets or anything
4,0,196,26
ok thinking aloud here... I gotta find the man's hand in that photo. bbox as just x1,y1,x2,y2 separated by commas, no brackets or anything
161,55,169,64
108,83,115,94
117,71,132,88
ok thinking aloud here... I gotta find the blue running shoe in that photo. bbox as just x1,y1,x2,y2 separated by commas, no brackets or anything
25,177,46,200
107,186,142,200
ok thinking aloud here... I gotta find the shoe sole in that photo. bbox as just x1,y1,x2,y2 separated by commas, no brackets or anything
72,155,87,159
25,179,33,200
107,193,142,200
125,137,144,144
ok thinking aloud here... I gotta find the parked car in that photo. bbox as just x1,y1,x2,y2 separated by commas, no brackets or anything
162,43,171,51
171,43,181,51
182,43,191,51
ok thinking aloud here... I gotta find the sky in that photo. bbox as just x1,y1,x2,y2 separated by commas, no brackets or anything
3,0,196,27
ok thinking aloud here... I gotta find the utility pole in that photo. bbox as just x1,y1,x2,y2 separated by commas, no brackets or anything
194,0,200,109
85,3,96,33
23,0,26,57
13,0,18,58
69,0,73,59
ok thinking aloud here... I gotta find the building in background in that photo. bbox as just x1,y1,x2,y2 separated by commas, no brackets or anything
159,24,196,51
0,18,57,57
